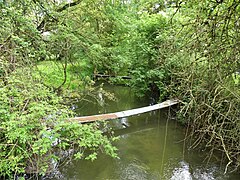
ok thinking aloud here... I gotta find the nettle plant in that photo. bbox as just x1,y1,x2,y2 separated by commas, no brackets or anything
0,69,118,178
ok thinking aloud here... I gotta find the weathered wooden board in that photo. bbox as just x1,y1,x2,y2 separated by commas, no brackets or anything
94,74,131,79
68,99,179,123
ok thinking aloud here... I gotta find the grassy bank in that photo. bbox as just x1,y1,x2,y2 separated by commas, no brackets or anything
34,60,94,91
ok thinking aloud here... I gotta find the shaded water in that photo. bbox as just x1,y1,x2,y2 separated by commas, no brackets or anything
49,84,240,180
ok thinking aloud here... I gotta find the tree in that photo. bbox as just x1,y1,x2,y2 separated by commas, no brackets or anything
0,1,118,178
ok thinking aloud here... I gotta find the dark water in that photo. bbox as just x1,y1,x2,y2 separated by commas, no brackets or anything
50,84,240,180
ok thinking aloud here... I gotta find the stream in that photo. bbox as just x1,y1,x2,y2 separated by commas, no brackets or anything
48,83,240,180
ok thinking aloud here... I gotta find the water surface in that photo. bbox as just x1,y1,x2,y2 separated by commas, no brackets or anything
50,84,240,179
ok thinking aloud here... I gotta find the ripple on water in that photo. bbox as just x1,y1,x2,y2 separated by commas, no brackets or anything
168,161,232,180
170,161,192,180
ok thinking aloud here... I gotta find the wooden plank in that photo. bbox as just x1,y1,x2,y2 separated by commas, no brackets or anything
94,74,131,79
68,99,179,123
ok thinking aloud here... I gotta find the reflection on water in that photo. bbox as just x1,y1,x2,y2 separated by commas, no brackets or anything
170,161,192,180
47,84,240,180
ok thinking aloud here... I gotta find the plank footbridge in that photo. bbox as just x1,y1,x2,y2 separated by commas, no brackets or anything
69,99,179,123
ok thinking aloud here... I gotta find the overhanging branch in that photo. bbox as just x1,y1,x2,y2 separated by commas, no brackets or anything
57,0,82,12
36,0,82,31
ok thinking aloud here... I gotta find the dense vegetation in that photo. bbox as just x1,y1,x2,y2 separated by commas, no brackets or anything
0,0,239,178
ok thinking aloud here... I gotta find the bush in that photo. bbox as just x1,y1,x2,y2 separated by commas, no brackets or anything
0,69,118,178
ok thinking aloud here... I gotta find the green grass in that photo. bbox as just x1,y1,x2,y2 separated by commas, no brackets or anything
34,60,93,90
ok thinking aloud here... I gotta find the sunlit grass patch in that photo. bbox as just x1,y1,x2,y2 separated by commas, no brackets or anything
34,60,93,90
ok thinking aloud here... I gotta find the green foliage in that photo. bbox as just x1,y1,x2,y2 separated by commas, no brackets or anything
1,0,240,175
90,0,240,172
0,2,121,177
0,69,118,178
126,12,172,99
164,0,240,172
0,1,46,76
